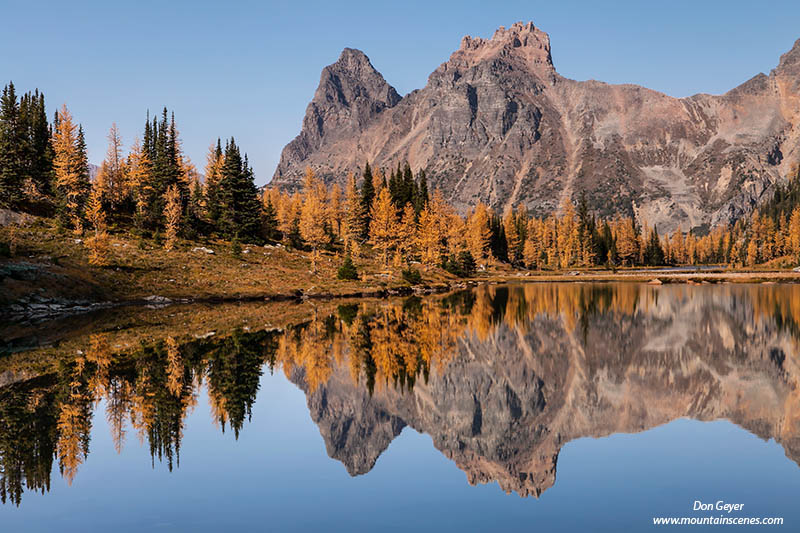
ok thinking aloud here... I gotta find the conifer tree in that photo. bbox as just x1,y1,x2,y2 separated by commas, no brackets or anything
328,183,343,240
488,213,508,262
401,162,415,207
96,124,127,210
643,226,665,265
746,237,759,266
790,206,800,261
126,138,154,230
187,172,204,235
615,216,639,265
216,139,261,241
276,191,301,247
13,87,53,201
360,162,375,238
203,140,224,224
396,203,418,262
417,204,443,266
466,202,491,263
523,232,537,269
0,82,24,206
85,184,110,266
504,209,521,265
52,105,89,232
388,164,400,205
343,172,365,252
163,184,181,251
299,168,329,271
369,187,398,266
262,194,280,242
140,108,184,226
414,169,429,214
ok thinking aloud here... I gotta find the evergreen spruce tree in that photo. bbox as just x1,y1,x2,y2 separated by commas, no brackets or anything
217,139,262,241
76,125,90,196
388,165,400,206
187,174,205,236
0,82,24,206
401,162,414,206
33,91,54,196
489,213,508,262
202,139,225,227
262,195,280,242
414,169,429,214
643,226,665,265
16,89,53,200
135,108,187,228
359,161,374,238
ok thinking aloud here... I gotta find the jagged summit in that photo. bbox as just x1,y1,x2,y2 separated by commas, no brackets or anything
273,23,800,232
336,47,371,65
776,38,800,81
316,47,400,110
452,21,554,72
271,46,399,182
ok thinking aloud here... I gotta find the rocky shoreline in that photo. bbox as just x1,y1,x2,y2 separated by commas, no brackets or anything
0,280,479,324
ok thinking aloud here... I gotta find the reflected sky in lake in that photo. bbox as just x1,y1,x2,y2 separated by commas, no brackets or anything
2,283,800,531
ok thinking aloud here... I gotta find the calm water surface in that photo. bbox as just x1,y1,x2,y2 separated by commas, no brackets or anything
1,283,800,531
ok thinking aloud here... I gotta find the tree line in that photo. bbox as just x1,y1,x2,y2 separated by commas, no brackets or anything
3,80,800,271
0,81,266,264
263,162,800,273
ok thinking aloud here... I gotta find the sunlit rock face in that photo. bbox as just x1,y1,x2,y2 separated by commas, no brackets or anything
293,284,800,497
273,21,800,233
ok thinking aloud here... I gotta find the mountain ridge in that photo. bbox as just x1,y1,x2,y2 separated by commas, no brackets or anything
273,22,800,233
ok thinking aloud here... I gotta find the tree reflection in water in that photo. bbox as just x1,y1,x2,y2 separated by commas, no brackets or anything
2,283,800,504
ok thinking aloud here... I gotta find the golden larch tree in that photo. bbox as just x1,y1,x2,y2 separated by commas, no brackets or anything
790,206,800,260
163,184,182,251
126,138,154,228
343,172,365,253
369,188,399,266
328,183,343,240
396,203,418,262
299,168,328,271
85,183,110,266
52,104,88,232
96,123,127,208
504,209,521,263
523,218,541,268
466,202,491,263
417,205,443,266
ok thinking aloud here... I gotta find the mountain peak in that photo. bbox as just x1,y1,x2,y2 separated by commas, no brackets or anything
274,23,800,233
334,47,373,71
776,38,800,74
453,21,553,72
315,47,401,115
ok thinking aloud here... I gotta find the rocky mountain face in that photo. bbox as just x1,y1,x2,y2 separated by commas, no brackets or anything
291,285,800,497
273,22,800,233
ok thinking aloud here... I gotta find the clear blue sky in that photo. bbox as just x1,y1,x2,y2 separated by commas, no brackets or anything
2,0,799,185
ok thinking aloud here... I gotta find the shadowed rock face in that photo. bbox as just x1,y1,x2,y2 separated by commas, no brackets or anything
274,48,401,182
273,22,800,233
292,285,800,497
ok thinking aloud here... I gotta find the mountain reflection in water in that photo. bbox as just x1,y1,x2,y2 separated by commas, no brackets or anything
1,282,799,506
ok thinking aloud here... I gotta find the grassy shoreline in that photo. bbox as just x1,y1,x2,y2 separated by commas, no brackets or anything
3,221,800,320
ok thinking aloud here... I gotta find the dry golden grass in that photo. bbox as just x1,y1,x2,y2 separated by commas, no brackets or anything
3,219,800,312
0,220,466,305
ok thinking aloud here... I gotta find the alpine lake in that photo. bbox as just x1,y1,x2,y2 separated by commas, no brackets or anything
2,282,800,531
